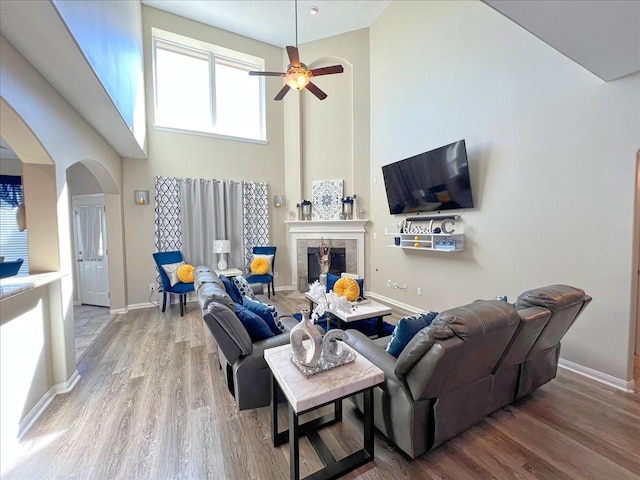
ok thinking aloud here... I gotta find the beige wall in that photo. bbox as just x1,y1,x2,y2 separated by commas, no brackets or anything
0,33,126,434
369,1,640,381
122,7,286,305
293,28,371,215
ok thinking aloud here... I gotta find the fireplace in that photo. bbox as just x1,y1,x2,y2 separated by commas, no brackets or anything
286,219,369,292
307,247,346,284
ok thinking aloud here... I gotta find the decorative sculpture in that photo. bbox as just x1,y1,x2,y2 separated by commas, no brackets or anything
289,284,356,376
318,238,331,286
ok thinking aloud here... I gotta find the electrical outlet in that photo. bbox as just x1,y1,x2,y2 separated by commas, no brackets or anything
149,283,155,291
274,271,279,278
373,232,377,240
417,287,422,296
387,279,392,288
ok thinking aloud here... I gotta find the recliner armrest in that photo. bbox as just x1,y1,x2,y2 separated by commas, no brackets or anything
344,329,402,395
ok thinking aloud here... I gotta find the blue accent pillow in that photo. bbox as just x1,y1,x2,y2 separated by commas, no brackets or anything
386,311,439,357
326,273,365,299
234,303,275,342
243,297,281,335
326,273,340,292
220,275,242,304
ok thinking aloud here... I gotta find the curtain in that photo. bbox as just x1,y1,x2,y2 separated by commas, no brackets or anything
180,178,244,269
242,182,270,269
155,175,269,273
75,205,104,261
154,176,182,252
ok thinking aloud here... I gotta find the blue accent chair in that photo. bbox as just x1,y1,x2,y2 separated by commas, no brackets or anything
245,246,276,299
152,251,195,316
0,258,24,279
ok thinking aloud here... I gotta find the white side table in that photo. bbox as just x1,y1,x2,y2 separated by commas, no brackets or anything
264,343,384,479
215,267,243,277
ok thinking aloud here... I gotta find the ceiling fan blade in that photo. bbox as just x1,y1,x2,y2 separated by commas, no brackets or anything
249,71,285,76
274,84,291,101
309,65,344,77
305,82,327,100
286,46,300,67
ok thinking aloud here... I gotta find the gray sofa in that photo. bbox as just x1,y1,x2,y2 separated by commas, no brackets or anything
194,266,298,410
344,284,591,458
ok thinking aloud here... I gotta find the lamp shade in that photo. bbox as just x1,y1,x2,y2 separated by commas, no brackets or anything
213,240,231,254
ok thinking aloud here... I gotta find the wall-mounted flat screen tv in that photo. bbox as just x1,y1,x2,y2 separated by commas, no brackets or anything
382,139,474,215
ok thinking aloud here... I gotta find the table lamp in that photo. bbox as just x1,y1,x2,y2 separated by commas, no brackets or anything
213,240,231,271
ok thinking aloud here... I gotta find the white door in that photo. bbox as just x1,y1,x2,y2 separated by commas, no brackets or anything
73,194,110,307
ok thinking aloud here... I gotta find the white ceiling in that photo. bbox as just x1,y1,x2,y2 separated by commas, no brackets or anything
1,1,637,160
142,0,393,48
144,0,640,82
484,0,640,81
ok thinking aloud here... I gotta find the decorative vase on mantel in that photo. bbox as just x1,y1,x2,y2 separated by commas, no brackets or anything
300,200,312,221
341,196,354,220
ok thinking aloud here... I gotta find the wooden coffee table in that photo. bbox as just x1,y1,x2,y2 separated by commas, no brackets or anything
305,292,392,338
264,343,384,480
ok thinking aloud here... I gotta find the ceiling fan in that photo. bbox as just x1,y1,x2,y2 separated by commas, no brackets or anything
248,1,344,101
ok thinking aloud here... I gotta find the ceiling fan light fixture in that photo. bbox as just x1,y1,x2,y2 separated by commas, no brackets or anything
285,67,310,90
309,6,319,15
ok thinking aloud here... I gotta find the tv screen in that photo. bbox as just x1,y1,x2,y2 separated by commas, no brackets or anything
382,139,474,215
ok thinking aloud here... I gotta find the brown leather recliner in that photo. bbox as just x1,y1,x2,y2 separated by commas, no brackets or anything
344,284,590,458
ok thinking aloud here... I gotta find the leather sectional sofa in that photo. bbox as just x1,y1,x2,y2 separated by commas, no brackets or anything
343,284,591,458
194,266,298,410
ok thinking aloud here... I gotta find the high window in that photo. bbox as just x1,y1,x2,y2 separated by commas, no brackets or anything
152,28,266,142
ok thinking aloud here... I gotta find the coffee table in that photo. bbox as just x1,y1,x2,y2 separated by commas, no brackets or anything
305,292,392,338
264,343,384,480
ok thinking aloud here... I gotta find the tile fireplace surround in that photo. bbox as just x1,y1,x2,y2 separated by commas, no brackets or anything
285,220,369,291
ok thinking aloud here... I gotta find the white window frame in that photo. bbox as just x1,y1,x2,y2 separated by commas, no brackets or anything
152,28,267,143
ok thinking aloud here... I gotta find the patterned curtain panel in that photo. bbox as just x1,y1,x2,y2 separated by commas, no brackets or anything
242,182,270,269
155,176,269,274
154,176,182,252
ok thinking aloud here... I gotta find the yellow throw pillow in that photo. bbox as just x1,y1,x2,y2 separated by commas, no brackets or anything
333,277,360,302
177,264,195,283
251,256,270,275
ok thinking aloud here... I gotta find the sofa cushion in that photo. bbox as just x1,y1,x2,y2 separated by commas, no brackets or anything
234,303,275,342
242,297,281,335
250,254,274,275
327,273,364,298
197,281,234,311
515,284,586,310
394,324,456,378
204,302,252,359
194,266,224,290
386,311,439,357
162,261,185,286
220,275,242,304
433,300,519,338
233,275,256,299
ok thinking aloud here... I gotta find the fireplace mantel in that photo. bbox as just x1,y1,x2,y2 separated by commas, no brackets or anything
286,219,369,291
285,219,369,234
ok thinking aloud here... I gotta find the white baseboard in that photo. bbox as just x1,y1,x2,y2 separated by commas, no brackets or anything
558,358,635,392
127,302,155,311
110,306,129,314
365,291,423,314
18,370,81,440
363,293,637,393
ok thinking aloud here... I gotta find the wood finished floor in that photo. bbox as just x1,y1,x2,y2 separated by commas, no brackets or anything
4,290,640,480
